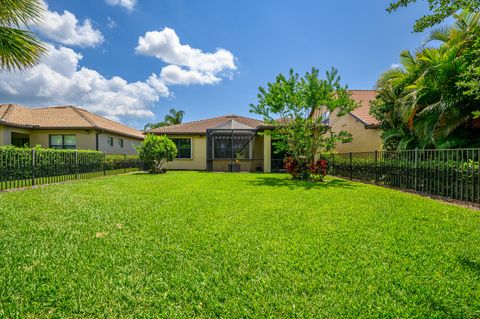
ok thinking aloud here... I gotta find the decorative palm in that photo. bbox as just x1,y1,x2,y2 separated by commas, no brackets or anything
0,0,47,72
163,108,185,126
144,108,185,130
372,11,480,149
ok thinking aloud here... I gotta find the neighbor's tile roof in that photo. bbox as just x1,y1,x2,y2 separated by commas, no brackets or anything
348,90,379,126
148,114,266,135
0,104,144,139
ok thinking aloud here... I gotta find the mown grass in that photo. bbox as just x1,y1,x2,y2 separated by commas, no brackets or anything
1,172,479,318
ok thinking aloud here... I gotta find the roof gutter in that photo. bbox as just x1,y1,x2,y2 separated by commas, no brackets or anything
365,123,381,129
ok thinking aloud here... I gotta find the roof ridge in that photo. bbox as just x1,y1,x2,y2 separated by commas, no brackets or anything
169,114,261,127
69,106,97,127
0,104,13,121
158,114,233,128
2,104,21,122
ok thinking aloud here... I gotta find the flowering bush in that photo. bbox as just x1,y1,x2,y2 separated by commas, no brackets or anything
284,156,328,181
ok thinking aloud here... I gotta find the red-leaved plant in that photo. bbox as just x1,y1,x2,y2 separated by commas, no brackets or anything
284,157,328,181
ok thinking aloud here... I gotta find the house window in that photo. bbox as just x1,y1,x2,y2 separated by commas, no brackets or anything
119,138,124,148
213,136,251,159
107,137,114,147
321,111,331,124
49,135,76,149
171,138,192,159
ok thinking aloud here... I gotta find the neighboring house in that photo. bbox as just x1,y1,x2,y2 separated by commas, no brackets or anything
312,90,382,153
148,114,277,172
0,104,144,155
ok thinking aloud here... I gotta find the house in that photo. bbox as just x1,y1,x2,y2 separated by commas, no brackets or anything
148,114,278,172
0,104,144,155
312,90,382,153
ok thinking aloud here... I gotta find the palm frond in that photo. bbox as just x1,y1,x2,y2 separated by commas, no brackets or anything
164,108,185,125
399,50,417,70
424,25,451,44
0,0,46,27
0,26,46,72
434,108,468,138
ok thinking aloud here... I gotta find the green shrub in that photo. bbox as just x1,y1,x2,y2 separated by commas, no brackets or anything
104,154,141,171
136,134,177,173
0,146,104,180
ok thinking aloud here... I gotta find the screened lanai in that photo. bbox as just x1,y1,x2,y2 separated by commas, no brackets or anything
206,119,264,172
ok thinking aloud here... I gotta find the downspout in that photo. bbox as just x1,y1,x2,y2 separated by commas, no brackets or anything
95,131,103,151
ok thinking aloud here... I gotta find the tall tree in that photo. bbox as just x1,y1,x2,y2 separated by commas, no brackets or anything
250,67,357,179
144,108,185,130
0,0,47,71
387,0,480,32
372,11,480,149
163,108,185,126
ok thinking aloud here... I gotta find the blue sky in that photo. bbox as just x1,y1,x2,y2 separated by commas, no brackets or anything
0,0,433,128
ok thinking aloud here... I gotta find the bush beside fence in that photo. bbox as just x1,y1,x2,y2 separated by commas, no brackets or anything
329,149,480,204
0,147,143,191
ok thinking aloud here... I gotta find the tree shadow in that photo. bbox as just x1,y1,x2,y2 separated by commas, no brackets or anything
248,175,357,190
458,257,480,277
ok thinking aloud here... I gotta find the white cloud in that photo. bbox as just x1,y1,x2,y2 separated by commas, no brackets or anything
390,63,401,69
0,23,237,122
105,0,136,11
0,44,169,121
107,17,117,29
160,65,221,85
135,27,236,75
35,3,103,47
146,74,170,95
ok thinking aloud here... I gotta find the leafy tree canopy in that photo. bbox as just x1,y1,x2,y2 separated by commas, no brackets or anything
371,11,480,150
250,67,357,178
387,0,480,32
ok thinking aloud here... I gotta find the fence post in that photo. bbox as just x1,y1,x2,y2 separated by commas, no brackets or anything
103,153,106,176
349,152,353,180
124,154,127,173
478,149,480,203
374,150,378,184
31,148,35,186
414,148,418,191
331,153,335,176
75,149,79,180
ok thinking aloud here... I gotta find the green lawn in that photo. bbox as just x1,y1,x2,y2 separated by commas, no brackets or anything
1,172,479,318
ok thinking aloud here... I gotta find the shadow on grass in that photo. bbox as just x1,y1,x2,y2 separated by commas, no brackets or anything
248,175,357,190
458,257,480,276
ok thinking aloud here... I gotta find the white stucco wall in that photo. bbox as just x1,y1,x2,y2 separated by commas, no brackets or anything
30,130,97,149
0,126,142,155
97,132,142,155
165,135,207,170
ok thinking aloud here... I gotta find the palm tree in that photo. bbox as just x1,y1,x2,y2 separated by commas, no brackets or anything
163,108,185,126
0,0,47,72
372,11,480,149
144,108,185,131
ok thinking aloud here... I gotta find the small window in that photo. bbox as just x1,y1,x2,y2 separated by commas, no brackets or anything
321,111,331,124
107,137,114,147
63,135,76,149
119,138,124,148
49,135,76,149
171,138,192,159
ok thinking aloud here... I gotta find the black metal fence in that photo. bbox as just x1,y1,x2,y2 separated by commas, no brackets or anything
0,148,143,191
329,149,480,203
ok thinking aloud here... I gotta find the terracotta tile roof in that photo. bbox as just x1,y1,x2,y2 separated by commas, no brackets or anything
0,104,144,139
348,90,379,126
148,114,265,135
